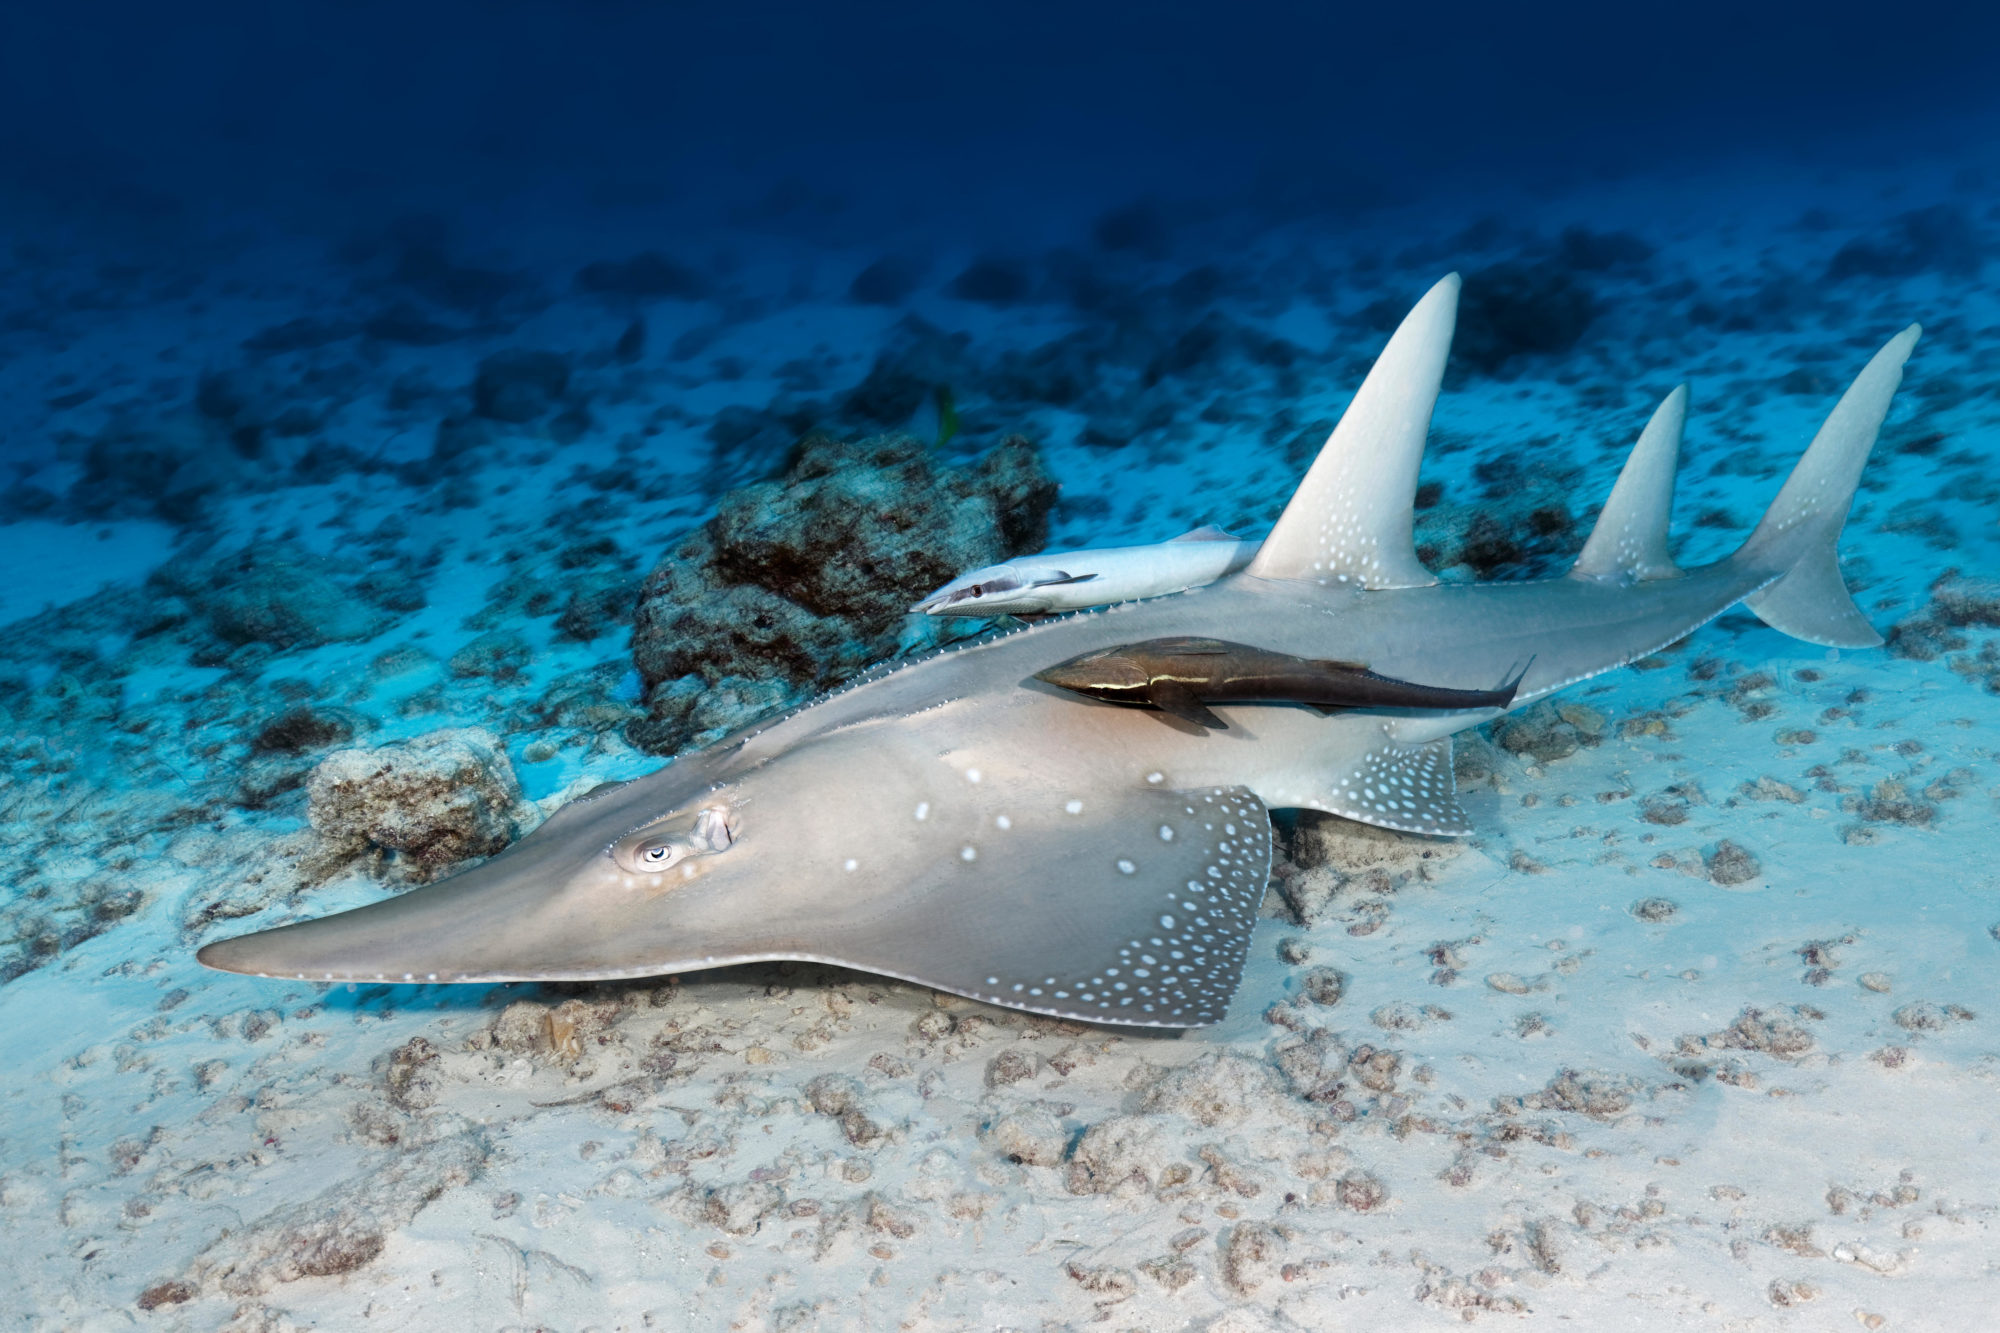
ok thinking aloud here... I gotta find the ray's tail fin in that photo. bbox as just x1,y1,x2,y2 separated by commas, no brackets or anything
1732,325,1922,649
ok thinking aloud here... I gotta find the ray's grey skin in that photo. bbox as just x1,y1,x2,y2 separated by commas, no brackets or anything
1034,635,1527,730
200,276,1921,1029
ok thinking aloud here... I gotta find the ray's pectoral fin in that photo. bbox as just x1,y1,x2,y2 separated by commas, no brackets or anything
847,785,1273,1028
1148,681,1227,730
1313,736,1472,837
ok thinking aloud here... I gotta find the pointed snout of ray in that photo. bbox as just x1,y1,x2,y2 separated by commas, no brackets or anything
197,853,563,984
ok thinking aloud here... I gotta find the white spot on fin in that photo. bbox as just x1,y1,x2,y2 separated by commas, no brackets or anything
1248,275,1457,590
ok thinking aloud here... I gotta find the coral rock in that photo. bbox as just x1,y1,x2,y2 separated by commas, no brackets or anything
305,728,532,880
628,432,1057,753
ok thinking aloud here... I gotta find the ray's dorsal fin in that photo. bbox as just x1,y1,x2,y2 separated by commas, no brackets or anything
1571,385,1687,583
1246,275,1458,590
1170,524,1240,542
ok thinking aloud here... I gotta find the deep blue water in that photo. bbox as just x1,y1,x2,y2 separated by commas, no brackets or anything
5,1,1997,246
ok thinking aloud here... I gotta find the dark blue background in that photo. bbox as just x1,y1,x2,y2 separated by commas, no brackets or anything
4,1,1993,238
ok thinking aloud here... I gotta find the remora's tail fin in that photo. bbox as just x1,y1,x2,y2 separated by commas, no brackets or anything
1734,325,1921,648
1571,386,1686,583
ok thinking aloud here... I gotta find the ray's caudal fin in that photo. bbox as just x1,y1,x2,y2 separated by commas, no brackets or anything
1733,325,1921,648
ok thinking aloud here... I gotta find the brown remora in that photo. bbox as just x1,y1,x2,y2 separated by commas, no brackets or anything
1033,636,1527,729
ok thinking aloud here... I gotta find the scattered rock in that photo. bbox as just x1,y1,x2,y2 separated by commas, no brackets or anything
1276,813,1459,926
1220,1221,1287,1295
1848,779,1937,828
1455,262,1597,373
472,349,571,424
1334,1170,1388,1211
137,1280,199,1310
305,728,533,881
1512,1069,1636,1121
68,402,286,524
985,1048,1037,1087
489,1000,552,1054
1827,205,1983,281
983,1104,1069,1167
1296,966,1346,1006
948,256,1033,305
384,1036,441,1111
1892,1002,1974,1033
1495,701,1586,764
699,1180,785,1236
804,1073,883,1147
1691,1006,1817,1060
251,707,359,755
849,255,925,305
574,252,708,300
1705,840,1761,887
447,628,533,682
152,543,398,655
1271,1029,1351,1107
182,1133,486,1297
1556,226,1654,272
1065,1116,1167,1196
1138,1053,1286,1129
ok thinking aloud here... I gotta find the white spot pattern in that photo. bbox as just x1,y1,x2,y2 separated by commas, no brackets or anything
1323,739,1469,836
974,787,1270,1027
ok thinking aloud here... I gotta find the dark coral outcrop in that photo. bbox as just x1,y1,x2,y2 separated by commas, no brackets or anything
627,432,1057,754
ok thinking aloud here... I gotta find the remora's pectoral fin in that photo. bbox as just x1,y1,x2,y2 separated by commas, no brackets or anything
1312,736,1471,836
1170,524,1241,542
1148,681,1227,730
846,785,1272,1028
1031,571,1098,587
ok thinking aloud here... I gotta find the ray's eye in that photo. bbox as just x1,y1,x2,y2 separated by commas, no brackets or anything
636,841,684,870
615,803,739,876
